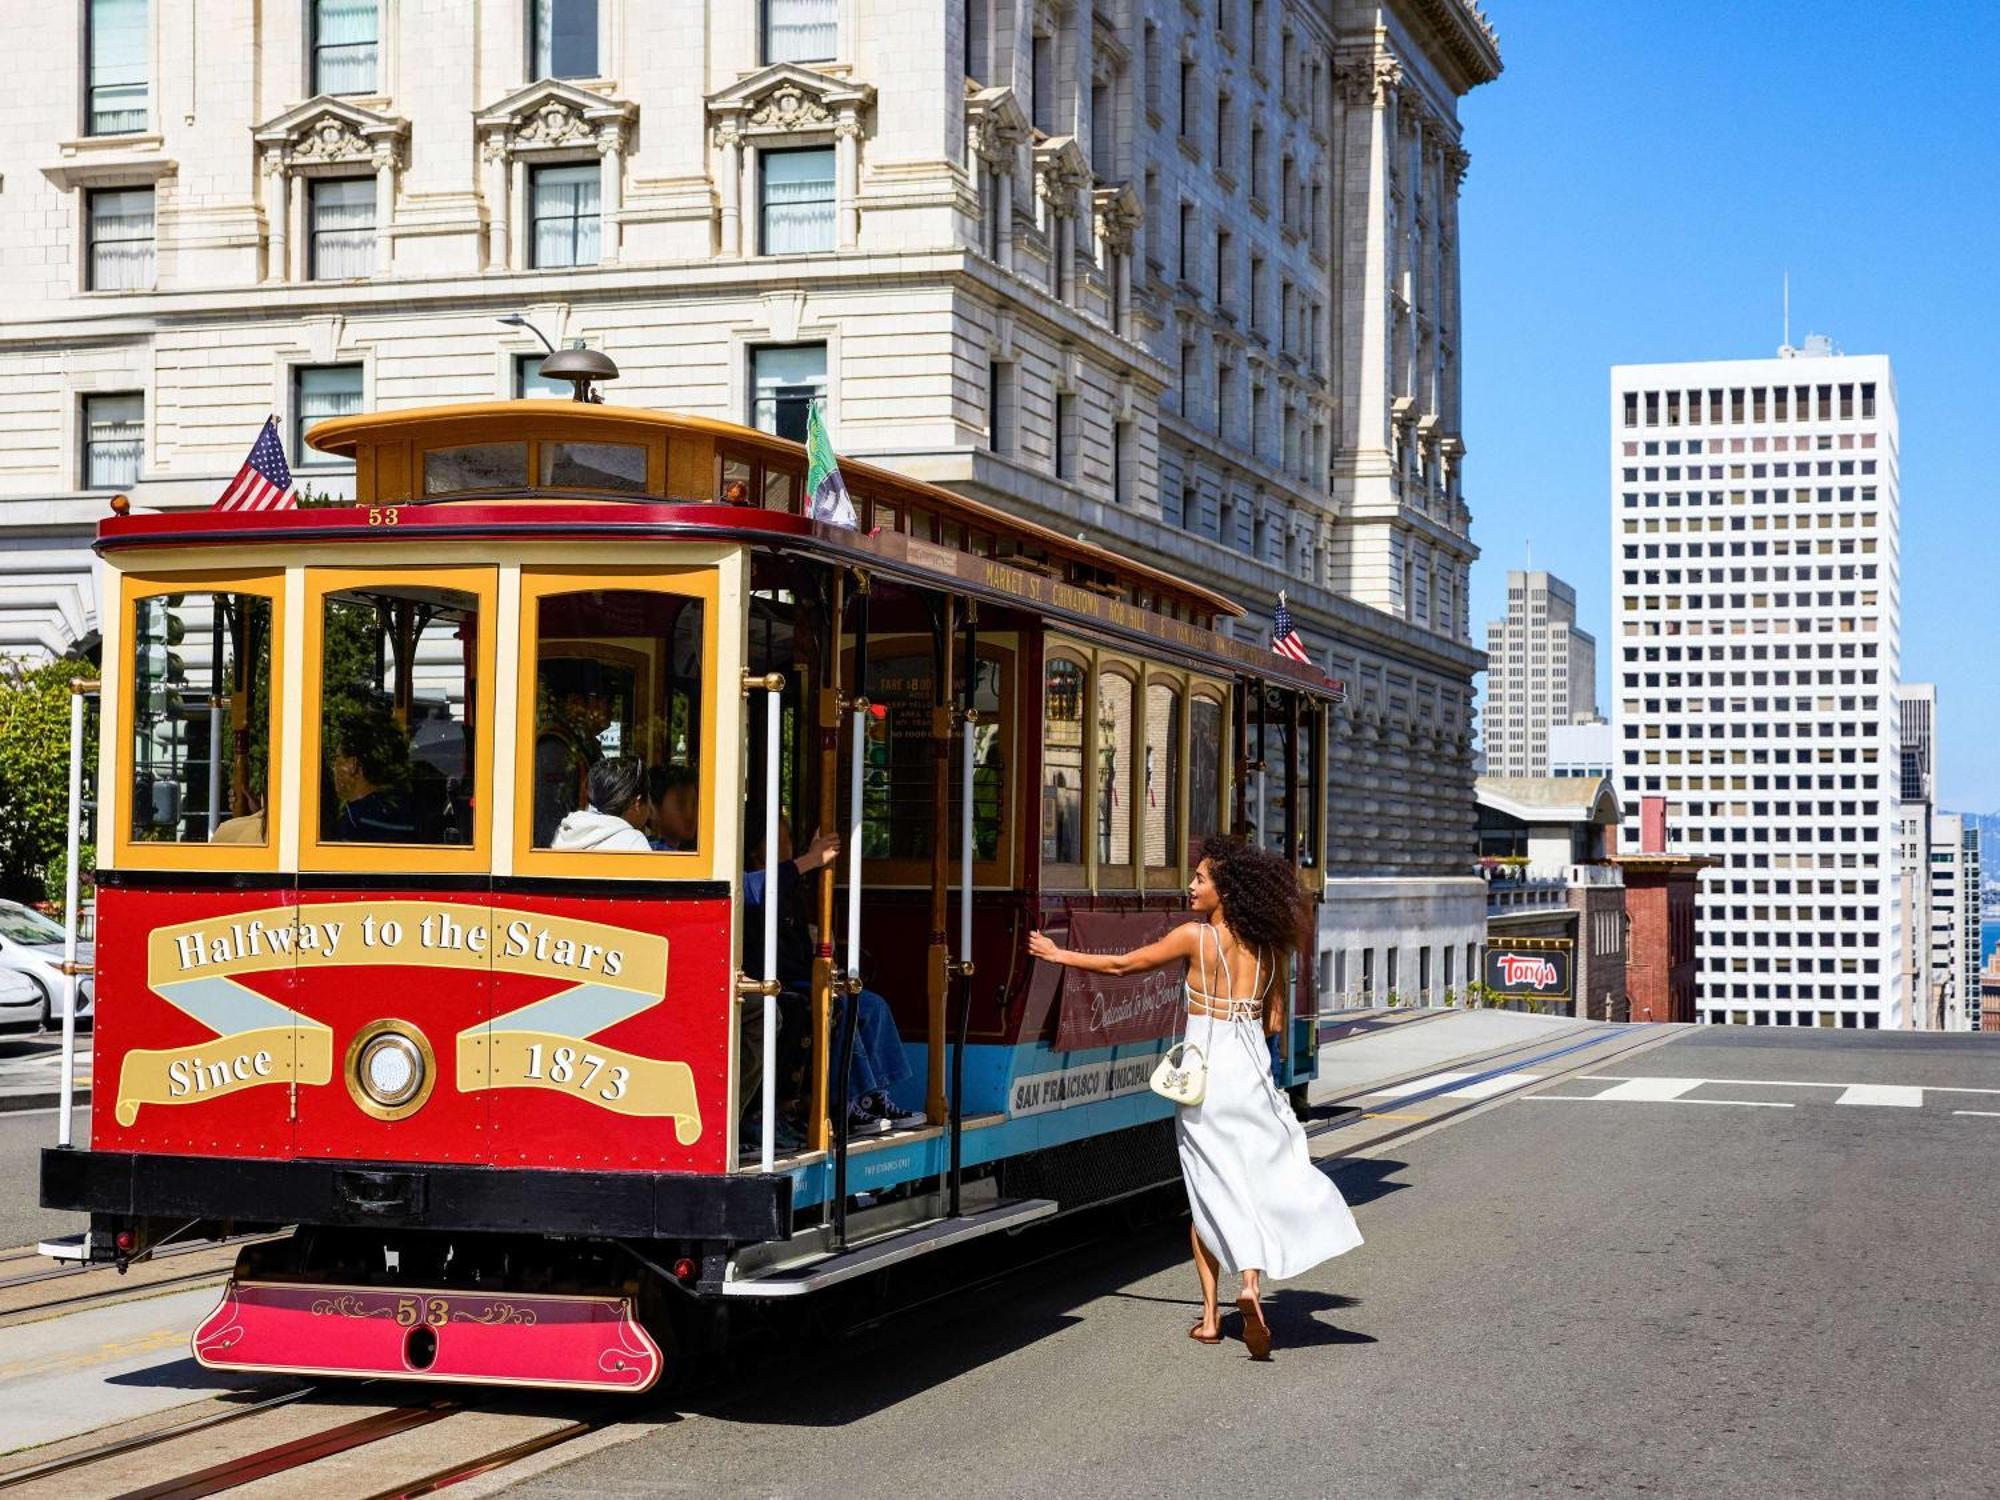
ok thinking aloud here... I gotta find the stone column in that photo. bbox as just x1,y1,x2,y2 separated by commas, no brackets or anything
995,167,1014,272
598,126,625,263
483,136,511,270
511,156,529,270
1115,244,1132,332
261,151,289,283
834,109,863,249
715,123,742,257
372,144,398,276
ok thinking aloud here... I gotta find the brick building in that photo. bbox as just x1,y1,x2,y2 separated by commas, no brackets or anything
1613,798,1714,1025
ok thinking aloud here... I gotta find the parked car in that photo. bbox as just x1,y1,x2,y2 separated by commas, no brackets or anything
0,900,93,1031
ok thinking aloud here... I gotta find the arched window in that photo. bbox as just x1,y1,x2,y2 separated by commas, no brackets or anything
1096,665,1136,883
1143,679,1182,881
1188,688,1226,859
1041,654,1087,879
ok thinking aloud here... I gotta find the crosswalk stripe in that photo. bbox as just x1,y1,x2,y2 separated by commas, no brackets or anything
1592,1077,1702,1102
1835,1084,1924,1108
1445,1072,1542,1100
1366,1072,1474,1099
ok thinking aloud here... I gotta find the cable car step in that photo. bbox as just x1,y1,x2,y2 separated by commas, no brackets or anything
720,1198,1059,1298
36,1231,93,1263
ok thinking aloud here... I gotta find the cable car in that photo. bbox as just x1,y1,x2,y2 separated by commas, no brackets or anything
42,356,1341,1392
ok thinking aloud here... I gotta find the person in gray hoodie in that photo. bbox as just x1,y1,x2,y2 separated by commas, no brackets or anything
550,756,653,853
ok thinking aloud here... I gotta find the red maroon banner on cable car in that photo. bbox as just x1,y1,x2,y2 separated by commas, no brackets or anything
1054,910,1189,1051
90,884,733,1173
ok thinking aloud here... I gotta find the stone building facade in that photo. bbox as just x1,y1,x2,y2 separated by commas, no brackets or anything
0,0,1498,999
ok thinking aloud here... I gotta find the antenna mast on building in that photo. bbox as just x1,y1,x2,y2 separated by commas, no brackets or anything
1780,271,1792,356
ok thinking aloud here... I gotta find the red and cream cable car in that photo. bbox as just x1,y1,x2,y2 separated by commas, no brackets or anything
43,361,1341,1391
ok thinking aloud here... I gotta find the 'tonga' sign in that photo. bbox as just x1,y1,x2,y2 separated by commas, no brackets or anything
1484,944,1573,999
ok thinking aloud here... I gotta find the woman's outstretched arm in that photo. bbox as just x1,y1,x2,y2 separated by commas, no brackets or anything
1027,922,1200,977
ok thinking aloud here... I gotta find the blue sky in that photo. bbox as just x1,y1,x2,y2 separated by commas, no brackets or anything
1456,1,2000,811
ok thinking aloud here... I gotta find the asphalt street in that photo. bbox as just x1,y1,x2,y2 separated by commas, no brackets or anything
0,1103,86,1250
508,1026,1999,1500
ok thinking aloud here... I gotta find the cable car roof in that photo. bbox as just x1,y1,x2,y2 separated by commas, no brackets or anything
301,400,1244,621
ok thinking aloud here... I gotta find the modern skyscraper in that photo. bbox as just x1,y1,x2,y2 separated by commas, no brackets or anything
1929,812,1983,1030
1930,813,1982,1031
1609,343,1903,1028
1483,570,1598,778
1897,683,1937,1025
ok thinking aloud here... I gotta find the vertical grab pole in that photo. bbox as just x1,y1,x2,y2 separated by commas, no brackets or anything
58,681,89,1150
761,678,782,1173
833,578,869,1248
949,604,978,1218
206,608,224,836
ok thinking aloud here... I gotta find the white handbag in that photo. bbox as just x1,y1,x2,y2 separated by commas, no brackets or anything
1149,1038,1208,1106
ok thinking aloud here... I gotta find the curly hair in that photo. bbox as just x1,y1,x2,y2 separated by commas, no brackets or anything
1198,834,1304,964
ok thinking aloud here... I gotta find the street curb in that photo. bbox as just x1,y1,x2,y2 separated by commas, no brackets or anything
0,1090,91,1115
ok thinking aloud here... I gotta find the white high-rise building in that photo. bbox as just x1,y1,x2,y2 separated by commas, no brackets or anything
1481,569,1597,777
1547,719,1613,779
1930,813,1982,1031
1897,683,1937,1025
1609,343,1903,1028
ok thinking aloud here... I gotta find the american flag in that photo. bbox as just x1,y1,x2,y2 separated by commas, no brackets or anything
1271,592,1312,665
212,416,295,512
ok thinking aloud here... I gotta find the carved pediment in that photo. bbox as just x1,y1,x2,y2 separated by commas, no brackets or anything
476,78,636,158
253,96,409,170
708,63,873,142
1091,181,1143,249
1032,136,1091,210
965,85,1031,161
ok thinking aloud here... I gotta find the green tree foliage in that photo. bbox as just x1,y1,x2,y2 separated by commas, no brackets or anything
0,660,98,901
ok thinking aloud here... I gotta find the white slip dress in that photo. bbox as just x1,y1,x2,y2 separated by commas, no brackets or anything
1174,924,1364,1280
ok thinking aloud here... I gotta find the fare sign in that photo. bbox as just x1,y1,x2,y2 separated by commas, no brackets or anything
1484,943,1573,999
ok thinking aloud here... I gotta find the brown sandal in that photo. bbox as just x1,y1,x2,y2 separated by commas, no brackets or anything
1236,1294,1272,1360
1189,1320,1224,1344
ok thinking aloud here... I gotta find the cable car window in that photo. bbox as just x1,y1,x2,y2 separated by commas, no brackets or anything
129,591,274,845
1041,656,1085,867
861,648,937,860
540,440,648,493
720,450,753,504
1262,687,1292,856
1096,668,1134,871
763,465,798,512
423,442,527,495
1188,691,1224,851
530,589,704,852
1143,681,1181,869
858,641,1010,866
319,584,479,846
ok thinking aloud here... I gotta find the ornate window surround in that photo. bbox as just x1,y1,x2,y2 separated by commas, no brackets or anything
252,96,409,283
965,84,1030,271
707,64,874,258
475,79,637,270
1030,135,1090,303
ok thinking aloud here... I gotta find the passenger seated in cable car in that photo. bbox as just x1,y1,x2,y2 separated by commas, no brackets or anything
210,779,266,845
531,686,609,847
327,709,417,843
742,815,923,1137
646,764,699,852
549,756,653,853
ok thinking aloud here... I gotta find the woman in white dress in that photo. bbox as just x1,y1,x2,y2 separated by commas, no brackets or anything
1028,835,1362,1359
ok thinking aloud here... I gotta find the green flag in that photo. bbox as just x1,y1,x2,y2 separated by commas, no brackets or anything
805,402,857,529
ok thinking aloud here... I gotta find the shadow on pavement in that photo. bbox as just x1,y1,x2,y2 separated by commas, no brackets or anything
1324,1155,1411,1208
104,1357,272,1393
1264,1290,1378,1350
